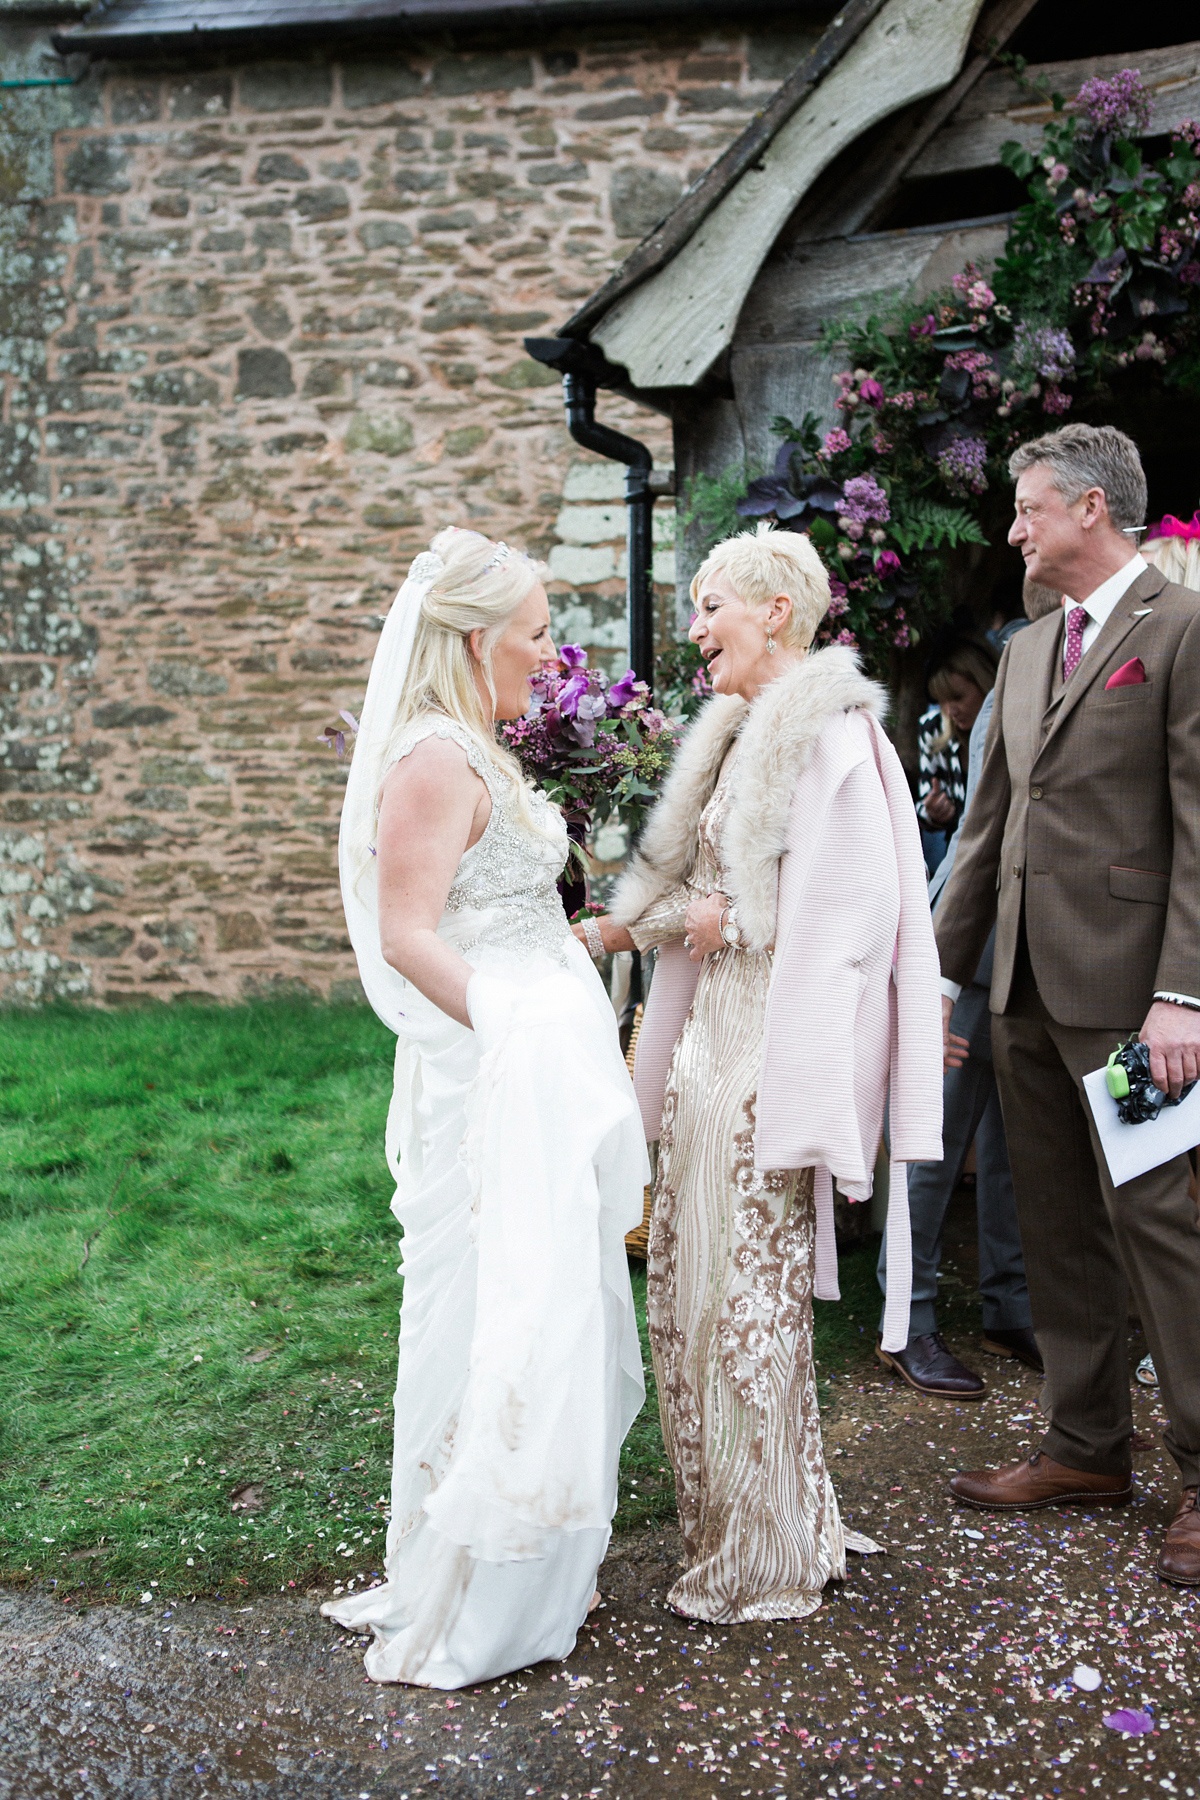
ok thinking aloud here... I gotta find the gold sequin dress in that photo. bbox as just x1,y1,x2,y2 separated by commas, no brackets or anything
629,746,847,1622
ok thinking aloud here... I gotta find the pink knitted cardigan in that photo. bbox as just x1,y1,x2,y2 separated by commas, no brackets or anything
611,648,944,1353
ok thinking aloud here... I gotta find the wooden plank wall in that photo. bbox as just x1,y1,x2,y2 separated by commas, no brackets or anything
912,40,1200,179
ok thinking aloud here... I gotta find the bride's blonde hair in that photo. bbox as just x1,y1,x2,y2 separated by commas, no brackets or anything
369,527,557,851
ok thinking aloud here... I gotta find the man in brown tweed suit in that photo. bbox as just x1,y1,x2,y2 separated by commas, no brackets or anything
934,423,1200,1585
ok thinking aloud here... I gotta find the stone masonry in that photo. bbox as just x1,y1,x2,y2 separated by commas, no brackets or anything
0,11,828,1005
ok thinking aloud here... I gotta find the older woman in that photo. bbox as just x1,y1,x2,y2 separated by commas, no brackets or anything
577,526,942,1623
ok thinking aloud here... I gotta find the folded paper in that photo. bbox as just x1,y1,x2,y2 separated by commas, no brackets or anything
1083,1062,1200,1186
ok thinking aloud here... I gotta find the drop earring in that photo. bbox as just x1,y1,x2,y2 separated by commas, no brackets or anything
766,629,776,655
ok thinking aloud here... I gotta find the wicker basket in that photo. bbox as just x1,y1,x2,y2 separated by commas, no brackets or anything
623,1004,653,1260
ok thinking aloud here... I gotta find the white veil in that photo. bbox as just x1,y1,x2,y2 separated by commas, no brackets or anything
338,550,444,1035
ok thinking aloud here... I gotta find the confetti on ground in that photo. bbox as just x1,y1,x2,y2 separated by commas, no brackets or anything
3,1329,1197,1800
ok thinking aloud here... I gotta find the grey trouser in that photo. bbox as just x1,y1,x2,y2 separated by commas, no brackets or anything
877,983,1030,1343
992,940,1200,1484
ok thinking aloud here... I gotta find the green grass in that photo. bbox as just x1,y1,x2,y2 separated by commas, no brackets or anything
0,1001,883,1599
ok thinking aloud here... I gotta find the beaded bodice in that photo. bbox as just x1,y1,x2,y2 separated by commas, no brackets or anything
385,717,572,962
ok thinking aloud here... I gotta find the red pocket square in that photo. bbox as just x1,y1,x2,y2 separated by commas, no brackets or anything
1106,657,1146,689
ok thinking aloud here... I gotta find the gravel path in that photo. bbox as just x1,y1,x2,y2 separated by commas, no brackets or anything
2,1339,1197,1800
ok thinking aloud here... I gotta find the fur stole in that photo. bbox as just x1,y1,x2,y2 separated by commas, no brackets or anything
611,645,888,951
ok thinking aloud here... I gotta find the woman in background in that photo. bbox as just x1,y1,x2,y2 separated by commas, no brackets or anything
1142,511,1200,589
916,639,999,872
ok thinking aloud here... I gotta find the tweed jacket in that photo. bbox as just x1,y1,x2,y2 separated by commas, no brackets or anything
935,564,1200,1028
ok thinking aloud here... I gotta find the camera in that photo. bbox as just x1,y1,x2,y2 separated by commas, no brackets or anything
1105,1038,1197,1125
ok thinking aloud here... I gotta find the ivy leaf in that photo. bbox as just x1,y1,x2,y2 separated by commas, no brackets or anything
770,411,824,457
1000,140,1036,181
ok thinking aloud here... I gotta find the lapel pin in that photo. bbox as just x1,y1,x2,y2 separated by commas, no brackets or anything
1132,608,1153,617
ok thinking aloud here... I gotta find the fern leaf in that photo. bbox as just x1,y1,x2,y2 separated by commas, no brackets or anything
891,498,988,554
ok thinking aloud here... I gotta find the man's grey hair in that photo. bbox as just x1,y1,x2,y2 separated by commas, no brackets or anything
1008,423,1147,533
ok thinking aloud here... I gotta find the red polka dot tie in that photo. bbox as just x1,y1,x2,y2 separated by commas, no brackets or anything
1063,604,1088,681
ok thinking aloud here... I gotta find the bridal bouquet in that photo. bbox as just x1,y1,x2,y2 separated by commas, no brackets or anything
500,646,678,838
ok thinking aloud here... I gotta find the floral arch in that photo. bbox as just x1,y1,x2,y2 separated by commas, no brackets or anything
680,68,1200,727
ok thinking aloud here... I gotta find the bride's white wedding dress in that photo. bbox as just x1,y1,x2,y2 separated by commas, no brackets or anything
323,716,647,1688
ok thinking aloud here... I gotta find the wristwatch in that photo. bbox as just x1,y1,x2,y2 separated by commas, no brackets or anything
718,903,744,950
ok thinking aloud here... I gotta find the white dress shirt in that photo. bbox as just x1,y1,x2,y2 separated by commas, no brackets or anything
1062,552,1146,670
940,552,1199,1014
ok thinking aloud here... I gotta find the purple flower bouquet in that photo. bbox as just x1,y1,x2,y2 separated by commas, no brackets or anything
500,645,678,844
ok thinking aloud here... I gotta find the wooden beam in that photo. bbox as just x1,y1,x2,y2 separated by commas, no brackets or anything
589,0,989,391
840,0,1041,235
559,0,890,340
737,216,1012,346
911,39,1200,178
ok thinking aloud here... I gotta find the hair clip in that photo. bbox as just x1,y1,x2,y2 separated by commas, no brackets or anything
484,541,514,571
409,551,445,583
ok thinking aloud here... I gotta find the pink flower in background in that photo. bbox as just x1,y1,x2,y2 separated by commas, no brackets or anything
945,347,998,400
821,427,852,458
833,629,859,649
909,314,937,339
1042,387,1073,414
840,475,891,525
875,549,902,576
937,436,988,498
859,377,886,408
1072,69,1153,135
832,370,857,411
952,264,994,311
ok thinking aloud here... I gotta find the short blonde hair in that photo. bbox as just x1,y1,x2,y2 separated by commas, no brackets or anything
690,522,831,649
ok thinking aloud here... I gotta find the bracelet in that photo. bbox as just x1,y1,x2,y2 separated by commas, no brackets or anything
718,904,743,950
582,916,606,960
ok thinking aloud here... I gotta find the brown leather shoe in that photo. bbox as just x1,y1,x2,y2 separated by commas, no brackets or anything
950,1449,1133,1512
1157,1487,1200,1586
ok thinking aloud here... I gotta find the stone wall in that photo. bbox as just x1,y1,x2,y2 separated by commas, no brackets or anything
0,9,827,1005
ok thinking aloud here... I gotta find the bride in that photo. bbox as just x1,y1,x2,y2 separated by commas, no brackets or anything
323,527,648,1689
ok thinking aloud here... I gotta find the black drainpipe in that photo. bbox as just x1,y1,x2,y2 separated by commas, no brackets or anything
525,336,660,690
526,336,666,1044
